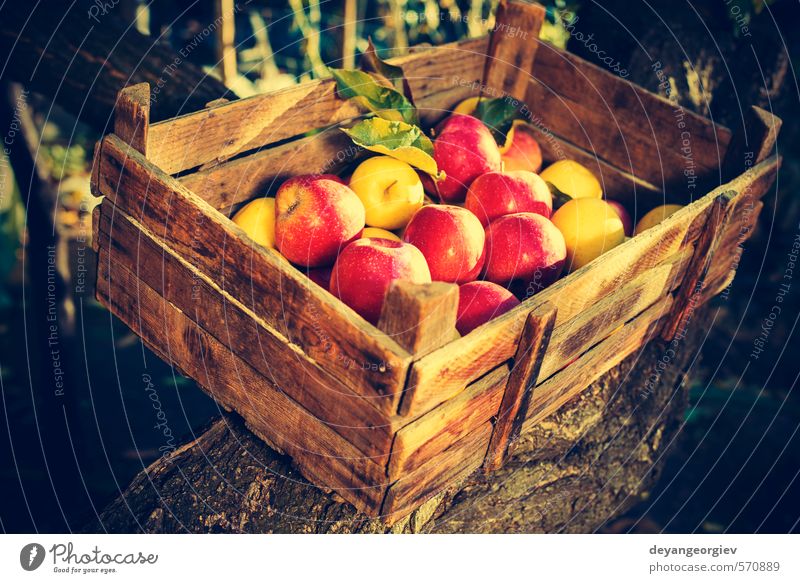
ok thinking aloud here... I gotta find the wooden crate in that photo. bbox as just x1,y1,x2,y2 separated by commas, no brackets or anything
91,1,781,524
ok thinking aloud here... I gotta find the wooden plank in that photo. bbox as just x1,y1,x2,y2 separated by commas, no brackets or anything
177,79,486,210
540,249,691,381
400,155,780,418
388,365,509,480
529,42,733,189
531,121,663,205
483,0,546,100
148,38,489,175
484,303,556,471
382,421,492,524
377,281,460,359
96,204,397,462
523,297,671,432
113,83,150,155
95,256,387,515
95,134,412,413
722,105,782,182
662,192,735,341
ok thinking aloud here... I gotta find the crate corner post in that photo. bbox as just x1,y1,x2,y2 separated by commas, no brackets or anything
114,82,151,156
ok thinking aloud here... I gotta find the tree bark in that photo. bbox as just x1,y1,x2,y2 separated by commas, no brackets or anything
88,309,710,534
0,1,236,132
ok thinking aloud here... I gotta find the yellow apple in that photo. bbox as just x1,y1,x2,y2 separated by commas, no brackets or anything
362,227,401,241
540,159,602,199
551,198,625,271
349,156,425,230
452,96,481,116
232,198,275,248
634,204,683,236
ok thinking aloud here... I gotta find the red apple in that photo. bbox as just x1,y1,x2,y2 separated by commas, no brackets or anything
500,125,543,173
330,238,431,324
456,281,520,335
275,176,365,267
402,204,485,284
606,199,633,237
483,212,566,294
433,114,502,203
464,170,552,227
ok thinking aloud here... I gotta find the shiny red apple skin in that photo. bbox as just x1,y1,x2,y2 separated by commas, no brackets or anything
275,177,365,268
330,238,431,324
482,212,566,294
464,170,553,227
456,281,521,335
433,114,502,203
501,127,543,173
606,200,633,237
402,204,486,284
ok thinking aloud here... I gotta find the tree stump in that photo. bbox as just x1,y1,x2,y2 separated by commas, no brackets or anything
88,309,710,533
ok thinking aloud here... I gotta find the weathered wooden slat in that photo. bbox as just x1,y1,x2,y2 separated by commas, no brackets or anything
539,249,691,381
96,203,397,462
113,83,150,156
483,0,546,100
531,120,663,205
381,421,493,523
523,296,671,432
484,303,556,472
662,192,735,341
722,105,782,182
96,255,387,515
400,155,779,418
529,43,732,189
148,38,489,175
377,281,460,359
388,365,509,480
95,134,412,413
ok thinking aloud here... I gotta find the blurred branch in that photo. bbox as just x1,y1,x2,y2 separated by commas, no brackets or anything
288,0,328,78
343,0,357,69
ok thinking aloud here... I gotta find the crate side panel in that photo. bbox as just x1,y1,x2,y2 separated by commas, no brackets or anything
96,255,387,515
97,203,397,463
96,134,412,413
388,365,509,480
400,155,780,418
148,38,489,175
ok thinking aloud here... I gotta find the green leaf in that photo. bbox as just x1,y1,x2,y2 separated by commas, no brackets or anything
475,97,519,144
330,68,418,125
341,118,442,179
546,181,572,209
361,38,414,103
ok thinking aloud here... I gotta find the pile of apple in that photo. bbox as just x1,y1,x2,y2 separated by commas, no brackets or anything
233,107,682,336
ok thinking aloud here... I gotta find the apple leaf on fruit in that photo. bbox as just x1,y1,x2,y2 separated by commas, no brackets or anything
361,38,415,104
475,97,519,144
330,68,418,126
341,118,443,179
545,181,573,209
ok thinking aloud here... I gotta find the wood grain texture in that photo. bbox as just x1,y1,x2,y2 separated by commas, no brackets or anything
113,83,150,155
523,296,671,432
95,134,412,412
662,192,735,341
531,121,663,205
529,43,733,190
389,365,509,480
378,281,459,359
400,155,779,418
483,0,546,100
484,304,556,471
148,38,489,175
95,255,388,516
722,105,782,182
381,421,493,523
96,203,398,463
